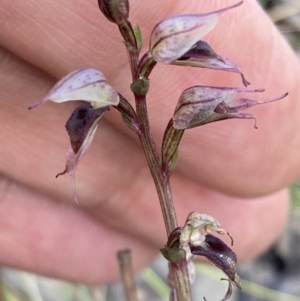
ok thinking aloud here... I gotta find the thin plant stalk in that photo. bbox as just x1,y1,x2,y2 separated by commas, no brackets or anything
126,36,192,301
117,249,139,301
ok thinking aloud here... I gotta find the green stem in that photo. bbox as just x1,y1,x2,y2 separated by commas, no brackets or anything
171,261,192,301
135,96,192,301
135,95,177,235
118,21,139,81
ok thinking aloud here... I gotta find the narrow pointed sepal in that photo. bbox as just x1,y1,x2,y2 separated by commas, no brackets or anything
29,68,119,109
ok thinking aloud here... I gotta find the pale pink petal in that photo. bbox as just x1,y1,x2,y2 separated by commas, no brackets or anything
29,68,119,109
150,2,243,63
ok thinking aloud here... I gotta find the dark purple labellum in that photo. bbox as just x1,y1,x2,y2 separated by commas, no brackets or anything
190,234,237,282
172,39,250,87
178,40,222,61
66,104,109,153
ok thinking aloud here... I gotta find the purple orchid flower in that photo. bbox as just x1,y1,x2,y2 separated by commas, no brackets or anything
149,2,249,86
173,86,288,129
29,68,119,202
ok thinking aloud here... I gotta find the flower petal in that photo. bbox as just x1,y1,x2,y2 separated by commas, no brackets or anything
190,234,240,287
65,104,109,153
56,105,108,203
29,68,119,109
174,40,250,86
150,2,243,64
216,92,289,113
173,86,239,129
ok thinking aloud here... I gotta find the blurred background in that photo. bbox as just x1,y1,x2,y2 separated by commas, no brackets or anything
1,0,300,300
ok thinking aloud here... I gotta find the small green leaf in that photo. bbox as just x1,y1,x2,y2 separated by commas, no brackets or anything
134,24,143,52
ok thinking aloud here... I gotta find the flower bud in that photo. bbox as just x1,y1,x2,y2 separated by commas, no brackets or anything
29,68,119,109
150,2,242,64
98,0,129,25
173,86,288,130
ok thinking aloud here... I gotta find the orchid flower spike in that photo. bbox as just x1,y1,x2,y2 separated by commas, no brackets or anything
173,86,288,130
29,68,120,203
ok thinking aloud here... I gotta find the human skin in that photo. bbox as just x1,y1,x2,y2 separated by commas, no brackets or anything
0,0,300,284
